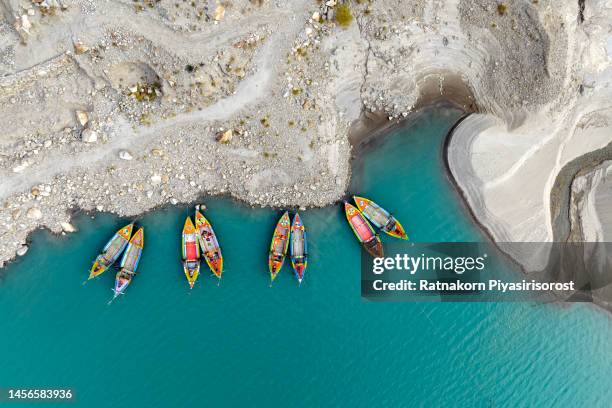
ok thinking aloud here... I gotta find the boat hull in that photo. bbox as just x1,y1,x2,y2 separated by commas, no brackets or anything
182,216,201,288
290,213,308,283
112,227,144,297
195,211,223,279
344,202,384,258
269,212,290,281
183,261,200,289
112,270,133,298
88,223,133,279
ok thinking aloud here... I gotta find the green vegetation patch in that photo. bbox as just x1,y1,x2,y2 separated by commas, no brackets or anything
335,4,353,28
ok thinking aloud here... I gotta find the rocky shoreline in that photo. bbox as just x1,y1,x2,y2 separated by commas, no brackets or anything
2,0,612,288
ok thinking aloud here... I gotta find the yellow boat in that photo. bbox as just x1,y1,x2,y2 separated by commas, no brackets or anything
353,196,408,240
87,223,133,280
269,211,290,282
195,211,223,280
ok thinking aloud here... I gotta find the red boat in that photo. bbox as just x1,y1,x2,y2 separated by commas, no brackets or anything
344,201,383,257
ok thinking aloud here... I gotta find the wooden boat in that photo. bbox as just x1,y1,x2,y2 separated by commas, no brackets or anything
182,216,201,289
88,223,133,280
268,211,290,282
353,196,408,240
195,210,223,280
344,201,384,257
112,227,144,299
290,213,308,284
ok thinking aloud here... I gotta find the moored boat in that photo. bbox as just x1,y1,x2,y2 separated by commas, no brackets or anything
87,223,133,280
112,227,144,300
353,196,408,240
290,213,308,284
344,201,384,257
195,210,223,280
182,216,201,289
269,211,291,282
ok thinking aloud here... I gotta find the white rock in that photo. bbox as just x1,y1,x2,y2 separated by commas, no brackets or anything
81,129,97,143
170,198,178,205
214,5,225,21
16,15,31,35
60,222,77,233
26,207,42,219
75,110,89,126
16,245,29,257
150,175,162,185
119,150,133,160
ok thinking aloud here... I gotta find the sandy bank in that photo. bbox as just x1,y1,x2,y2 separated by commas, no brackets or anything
447,0,612,272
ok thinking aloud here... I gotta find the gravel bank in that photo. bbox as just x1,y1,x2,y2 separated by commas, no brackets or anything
1,0,611,275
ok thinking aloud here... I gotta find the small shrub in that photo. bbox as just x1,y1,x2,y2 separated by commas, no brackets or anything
335,4,353,28
497,3,507,15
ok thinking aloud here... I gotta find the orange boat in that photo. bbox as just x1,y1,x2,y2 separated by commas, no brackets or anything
195,210,223,280
344,202,383,258
268,211,290,282
182,216,201,289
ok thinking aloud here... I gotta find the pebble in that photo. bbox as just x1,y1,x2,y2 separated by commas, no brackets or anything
151,175,162,185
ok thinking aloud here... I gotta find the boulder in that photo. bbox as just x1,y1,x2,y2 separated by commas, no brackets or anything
75,110,89,127
150,175,162,185
216,129,233,144
60,222,77,233
214,5,225,21
16,245,29,257
119,150,133,160
81,129,97,143
26,207,42,219
74,41,90,55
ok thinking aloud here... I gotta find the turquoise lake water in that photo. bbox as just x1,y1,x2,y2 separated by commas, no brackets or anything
1,107,612,407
